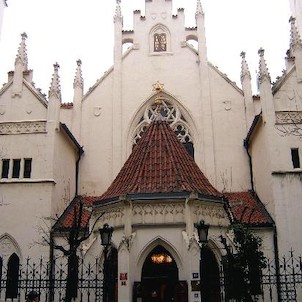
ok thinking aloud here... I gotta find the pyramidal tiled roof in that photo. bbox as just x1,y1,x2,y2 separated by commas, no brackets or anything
97,119,221,203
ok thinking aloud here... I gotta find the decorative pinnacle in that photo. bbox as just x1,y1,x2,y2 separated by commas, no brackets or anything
49,62,61,100
240,51,251,83
289,16,302,49
73,59,84,89
195,0,204,17
15,32,28,71
258,48,271,84
114,0,123,23
152,81,164,92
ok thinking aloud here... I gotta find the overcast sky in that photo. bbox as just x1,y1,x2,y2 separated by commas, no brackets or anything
0,0,291,102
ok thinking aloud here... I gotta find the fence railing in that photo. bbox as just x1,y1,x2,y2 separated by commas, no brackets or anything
1,251,302,302
0,257,103,302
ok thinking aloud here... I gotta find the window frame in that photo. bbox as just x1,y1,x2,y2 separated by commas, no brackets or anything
23,158,32,178
1,159,10,178
12,159,21,178
291,148,300,169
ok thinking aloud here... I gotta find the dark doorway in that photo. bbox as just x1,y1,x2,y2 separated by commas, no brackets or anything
6,253,20,299
105,246,118,302
141,245,184,302
201,246,221,302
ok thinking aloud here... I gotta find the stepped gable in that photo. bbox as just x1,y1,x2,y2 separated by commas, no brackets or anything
97,119,221,203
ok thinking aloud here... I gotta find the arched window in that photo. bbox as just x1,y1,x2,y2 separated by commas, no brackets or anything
150,24,171,54
132,99,194,158
6,253,20,299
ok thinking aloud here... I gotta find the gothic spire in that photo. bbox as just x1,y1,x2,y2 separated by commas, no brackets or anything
49,63,61,100
15,32,28,71
257,48,271,84
240,51,251,83
114,0,123,23
195,0,204,17
290,16,302,50
73,59,84,89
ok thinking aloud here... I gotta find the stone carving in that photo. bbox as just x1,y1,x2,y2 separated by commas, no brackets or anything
182,231,196,250
194,204,228,220
0,121,47,135
132,203,185,224
101,207,124,225
0,234,19,258
276,111,302,124
93,106,102,117
120,232,136,252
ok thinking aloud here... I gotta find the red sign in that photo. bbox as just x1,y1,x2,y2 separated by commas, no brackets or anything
120,273,128,280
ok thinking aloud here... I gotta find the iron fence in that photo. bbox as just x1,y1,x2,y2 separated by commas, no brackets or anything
1,251,302,301
0,257,103,302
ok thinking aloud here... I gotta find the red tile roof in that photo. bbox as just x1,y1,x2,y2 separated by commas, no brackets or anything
98,120,221,202
54,196,98,229
55,122,272,228
225,191,272,225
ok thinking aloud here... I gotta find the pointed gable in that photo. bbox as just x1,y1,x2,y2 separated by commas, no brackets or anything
97,119,221,203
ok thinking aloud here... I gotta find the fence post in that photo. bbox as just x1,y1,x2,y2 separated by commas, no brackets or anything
49,231,55,302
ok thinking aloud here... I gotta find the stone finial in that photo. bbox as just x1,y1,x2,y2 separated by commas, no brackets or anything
15,32,28,71
152,81,164,92
240,51,251,83
258,48,271,84
114,0,123,24
73,59,84,89
195,0,204,17
49,63,61,100
289,16,302,50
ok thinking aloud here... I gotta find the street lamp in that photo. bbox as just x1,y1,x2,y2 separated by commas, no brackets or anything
99,223,114,302
194,220,209,302
195,220,209,245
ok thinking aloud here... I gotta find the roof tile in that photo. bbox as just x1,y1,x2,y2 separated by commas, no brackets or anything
225,191,272,225
98,120,221,202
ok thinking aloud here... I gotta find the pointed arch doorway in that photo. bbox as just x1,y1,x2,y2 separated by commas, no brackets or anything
140,245,187,302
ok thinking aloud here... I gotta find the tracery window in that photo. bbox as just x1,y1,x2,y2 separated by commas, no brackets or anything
154,33,167,52
133,99,194,158
150,24,171,54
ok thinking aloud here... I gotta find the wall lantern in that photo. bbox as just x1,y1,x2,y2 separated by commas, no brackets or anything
99,223,114,246
194,220,209,245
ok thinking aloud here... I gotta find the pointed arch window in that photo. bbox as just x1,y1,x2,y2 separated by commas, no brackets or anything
6,253,20,299
150,24,171,54
132,99,194,158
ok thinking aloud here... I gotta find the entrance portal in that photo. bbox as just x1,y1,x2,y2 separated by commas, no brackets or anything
141,245,184,302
